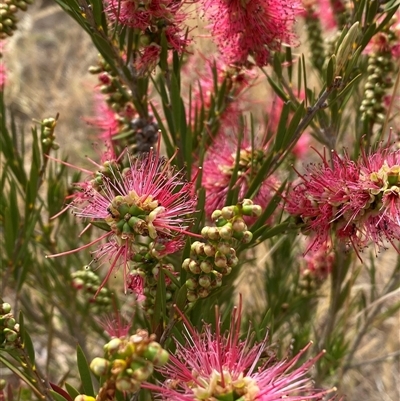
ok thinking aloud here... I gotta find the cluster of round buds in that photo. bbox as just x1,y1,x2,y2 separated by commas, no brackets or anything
142,263,177,315
89,57,132,114
0,302,20,350
0,0,33,39
183,200,261,303
71,268,112,309
360,23,398,125
90,159,121,190
87,330,169,398
40,117,59,151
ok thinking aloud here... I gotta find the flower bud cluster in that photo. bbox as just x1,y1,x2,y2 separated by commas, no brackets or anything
360,17,400,124
89,56,159,154
89,58,132,114
183,200,261,303
71,268,112,309
88,330,169,397
142,263,177,315
0,0,33,39
0,302,20,350
40,117,60,151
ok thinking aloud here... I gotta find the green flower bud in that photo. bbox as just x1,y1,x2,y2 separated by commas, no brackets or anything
104,338,122,353
204,244,216,257
4,328,18,343
200,260,213,274
232,218,247,232
241,231,253,244
143,342,169,366
187,290,198,302
214,251,227,268
90,357,109,376
189,260,201,274
197,287,210,298
207,227,220,240
199,275,211,288
0,303,11,314
182,258,191,271
219,224,233,240
211,209,222,221
186,278,198,290
201,226,209,238
130,360,153,381
115,376,140,392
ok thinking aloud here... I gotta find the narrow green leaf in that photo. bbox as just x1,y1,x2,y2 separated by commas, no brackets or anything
76,345,95,397
326,55,336,88
65,383,80,400
49,390,71,401
273,101,291,152
175,284,188,313
0,354,43,398
266,75,288,102
22,330,35,367
252,220,290,243
283,101,305,149
273,52,282,78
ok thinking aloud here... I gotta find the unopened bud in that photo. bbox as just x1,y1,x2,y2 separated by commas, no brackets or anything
90,357,109,376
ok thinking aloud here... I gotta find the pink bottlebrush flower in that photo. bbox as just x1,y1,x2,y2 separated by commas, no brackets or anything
302,239,334,281
144,302,336,400
104,0,195,53
201,0,302,67
135,43,162,75
183,55,257,130
47,146,198,294
286,144,400,256
126,271,146,301
98,310,132,338
85,92,121,139
202,132,279,222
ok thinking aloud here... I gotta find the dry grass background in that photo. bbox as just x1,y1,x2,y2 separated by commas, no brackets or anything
2,2,399,400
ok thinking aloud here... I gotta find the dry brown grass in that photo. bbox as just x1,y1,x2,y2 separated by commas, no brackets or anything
2,3,399,400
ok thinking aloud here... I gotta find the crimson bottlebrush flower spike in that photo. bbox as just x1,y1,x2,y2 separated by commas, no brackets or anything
47,145,197,295
286,142,400,257
201,0,302,67
144,299,337,400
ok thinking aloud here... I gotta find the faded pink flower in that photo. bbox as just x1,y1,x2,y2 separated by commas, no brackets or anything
144,302,336,400
286,144,400,256
202,132,279,222
201,0,302,67
302,239,334,281
47,147,197,294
